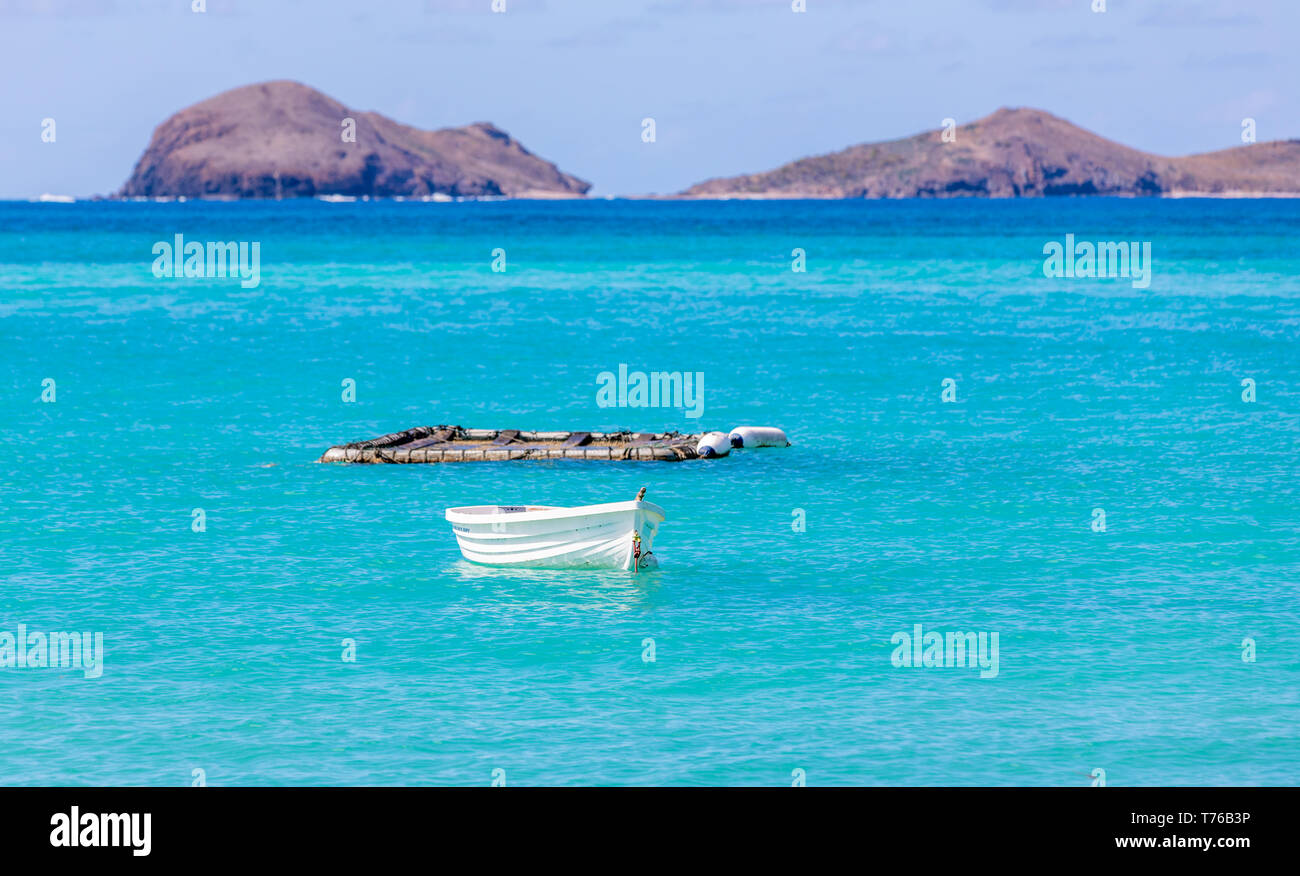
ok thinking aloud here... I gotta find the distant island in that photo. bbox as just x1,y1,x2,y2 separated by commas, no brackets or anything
118,81,590,199
681,108,1300,199
116,86,1300,201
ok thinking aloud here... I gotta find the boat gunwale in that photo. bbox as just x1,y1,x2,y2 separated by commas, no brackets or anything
444,500,666,526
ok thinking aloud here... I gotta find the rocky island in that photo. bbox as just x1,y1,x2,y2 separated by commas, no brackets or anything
682,108,1300,199
118,81,590,199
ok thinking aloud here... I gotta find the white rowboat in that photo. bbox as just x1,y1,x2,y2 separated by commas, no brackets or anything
445,500,666,571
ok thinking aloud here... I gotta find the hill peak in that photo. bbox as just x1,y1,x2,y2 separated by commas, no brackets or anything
118,81,589,199
682,107,1299,198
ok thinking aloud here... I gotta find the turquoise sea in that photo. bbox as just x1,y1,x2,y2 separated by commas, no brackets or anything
1,199,1297,786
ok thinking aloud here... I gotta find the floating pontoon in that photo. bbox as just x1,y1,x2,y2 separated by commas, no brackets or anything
318,425,789,464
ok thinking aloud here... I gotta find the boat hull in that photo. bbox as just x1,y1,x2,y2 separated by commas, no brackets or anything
444,500,666,571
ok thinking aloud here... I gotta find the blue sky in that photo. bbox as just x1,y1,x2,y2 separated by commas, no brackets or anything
0,0,1292,197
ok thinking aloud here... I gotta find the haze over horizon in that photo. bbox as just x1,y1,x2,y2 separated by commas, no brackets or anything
0,0,1293,198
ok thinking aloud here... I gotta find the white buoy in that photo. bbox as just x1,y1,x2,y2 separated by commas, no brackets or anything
695,431,731,458
728,426,790,448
